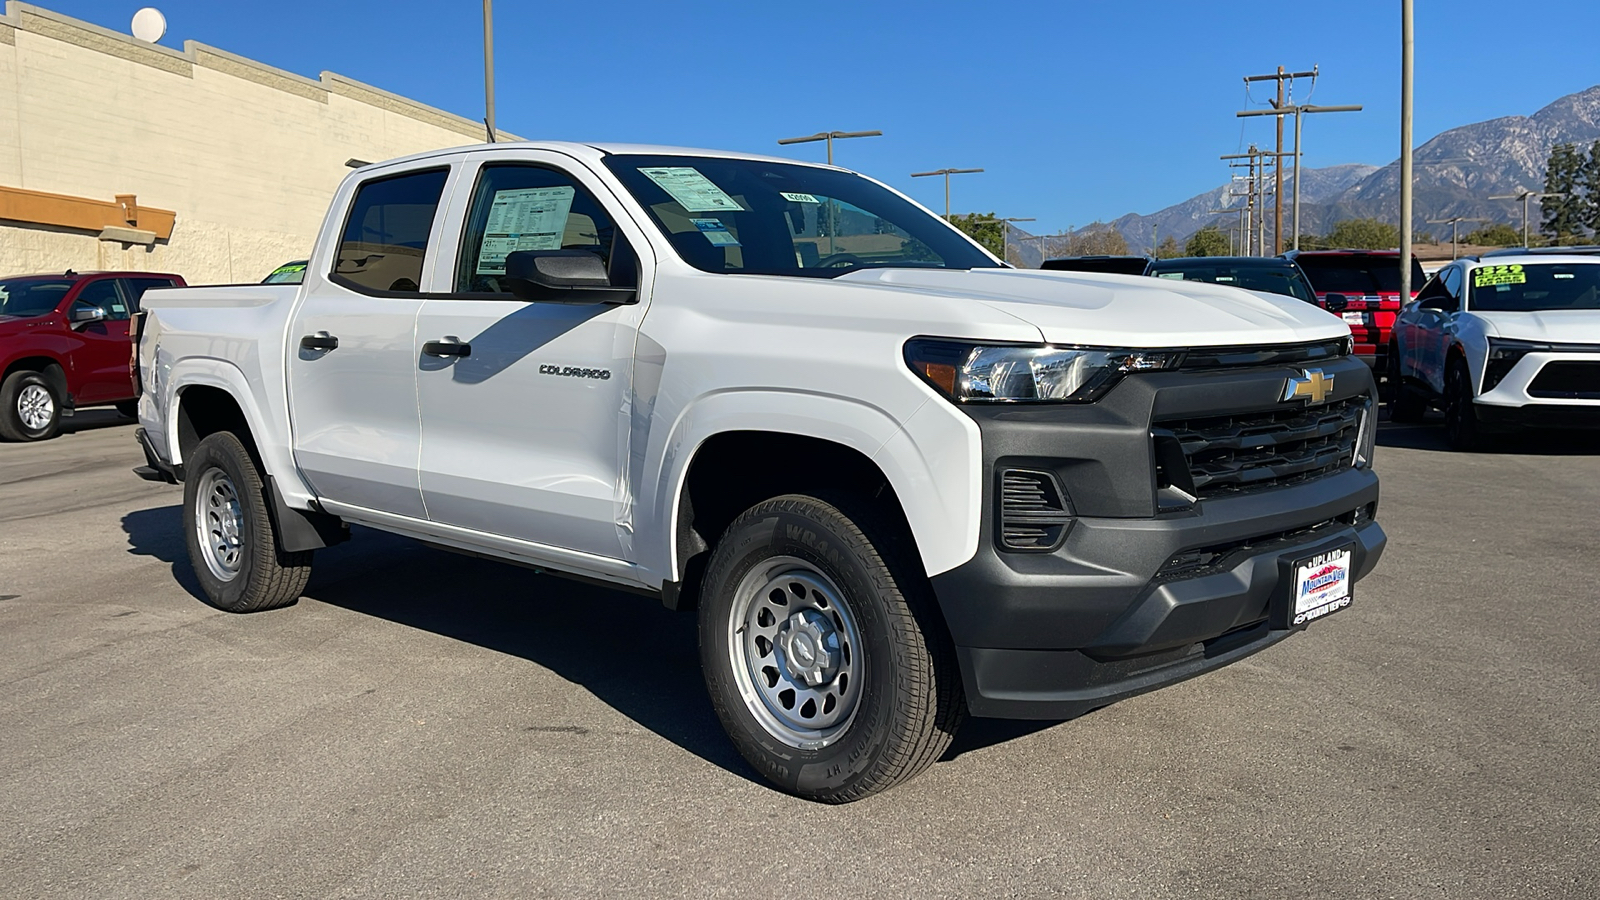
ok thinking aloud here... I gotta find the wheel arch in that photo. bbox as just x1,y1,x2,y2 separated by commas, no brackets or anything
3,355,69,399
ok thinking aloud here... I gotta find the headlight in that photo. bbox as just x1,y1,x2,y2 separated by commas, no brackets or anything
1483,338,1549,392
904,339,1181,403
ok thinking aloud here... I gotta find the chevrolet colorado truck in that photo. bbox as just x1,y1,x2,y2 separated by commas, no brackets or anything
134,143,1385,802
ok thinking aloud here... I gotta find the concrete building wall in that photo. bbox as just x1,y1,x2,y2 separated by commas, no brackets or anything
0,2,517,283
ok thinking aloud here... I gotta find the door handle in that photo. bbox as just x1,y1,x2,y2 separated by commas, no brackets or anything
422,337,472,358
300,332,339,352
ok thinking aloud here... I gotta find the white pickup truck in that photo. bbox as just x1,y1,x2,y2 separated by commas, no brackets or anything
134,142,1386,802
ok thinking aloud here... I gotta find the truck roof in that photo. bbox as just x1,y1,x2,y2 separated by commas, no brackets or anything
349,141,834,174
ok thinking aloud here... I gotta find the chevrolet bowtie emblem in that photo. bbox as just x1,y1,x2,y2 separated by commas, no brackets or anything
1283,368,1334,405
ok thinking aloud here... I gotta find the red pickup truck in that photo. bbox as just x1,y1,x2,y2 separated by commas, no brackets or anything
0,270,185,441
1282,250,1426,372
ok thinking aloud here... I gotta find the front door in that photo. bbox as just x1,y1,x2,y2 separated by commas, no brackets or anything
414,155,651,560
65,278,134,404
286,165,455,519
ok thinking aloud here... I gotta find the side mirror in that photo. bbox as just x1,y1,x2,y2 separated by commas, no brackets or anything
71,305,106,327
504,250,636,305
1323,293,1349,312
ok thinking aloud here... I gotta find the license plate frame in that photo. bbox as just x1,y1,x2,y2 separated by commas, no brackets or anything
1273,545,1355,629
1340,310,1367,325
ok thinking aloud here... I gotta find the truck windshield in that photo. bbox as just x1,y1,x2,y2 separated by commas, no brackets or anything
603,154,1001,278
0,279,74,317
1148,262,1316,303
1468,263,1600,312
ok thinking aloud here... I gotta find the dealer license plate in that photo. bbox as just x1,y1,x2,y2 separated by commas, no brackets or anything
1290,547,1354,626
1341,311,1367,325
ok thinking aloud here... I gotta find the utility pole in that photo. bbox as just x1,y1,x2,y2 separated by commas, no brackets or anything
482,0,496,142
1243,67,1317,253
973,216,1036,264
1238,104,1363,250
1400,0,1413,301
1427,216,1484,259
1022,233,1071,264
1222,146,1272,254
1489,191,1566,247
911,168,985,219
777,129,883,166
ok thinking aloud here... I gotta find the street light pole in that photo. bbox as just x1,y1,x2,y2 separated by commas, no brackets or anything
1401,0,1414,301
1237,104,1363,251
1427,216,1484,259
1489,191,1566,247
483,0,495,143
975,216,1035,264
911,168,985,219
776,129,883,166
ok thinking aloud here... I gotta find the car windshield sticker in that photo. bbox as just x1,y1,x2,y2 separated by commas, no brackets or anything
780,192,820,203
638,167,745,212
1554,272,1576,279
475,186,576,275
1156,272,1184,279
1216,275,1236,282
691,218,741,247
271,263,305,276
1474,264,1525,288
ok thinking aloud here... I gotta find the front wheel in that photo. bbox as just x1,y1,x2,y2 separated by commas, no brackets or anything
182,431,312,612
1444,359,1488,452
0,370,62,441
698,494,964,803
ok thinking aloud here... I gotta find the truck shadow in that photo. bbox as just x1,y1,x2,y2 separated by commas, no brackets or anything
120,509,1069,781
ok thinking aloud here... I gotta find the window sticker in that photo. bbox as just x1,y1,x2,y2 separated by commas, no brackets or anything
271,263,306,276
475,186,576,275
1216,276,1236,282
1156,272,1184,279
1473,264,1525,288
780,192,820,203
1554,272,1576,279
691,217,741,247
638,167,745,212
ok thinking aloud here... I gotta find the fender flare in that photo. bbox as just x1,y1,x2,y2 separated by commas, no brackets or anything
162,358,315,505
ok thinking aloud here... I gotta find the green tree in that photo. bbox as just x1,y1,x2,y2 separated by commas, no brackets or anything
1184,225,1230,257
1155,235,1183,259
1582,141,1600,236
1541,142,1585,244
1068,222,1129,256
1323,218,1400,250
1463,222,1522,247
948,212,1005,258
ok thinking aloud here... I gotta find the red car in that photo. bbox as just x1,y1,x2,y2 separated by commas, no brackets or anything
1283,250,1426,371
0,270,186,441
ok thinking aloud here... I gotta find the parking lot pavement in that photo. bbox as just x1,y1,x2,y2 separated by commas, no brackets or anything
1,414,1597,899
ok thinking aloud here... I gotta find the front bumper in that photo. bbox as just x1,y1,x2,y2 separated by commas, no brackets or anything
929,356,1385,719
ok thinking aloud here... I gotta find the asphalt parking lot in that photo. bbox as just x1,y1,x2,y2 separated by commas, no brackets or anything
2,411,1597,899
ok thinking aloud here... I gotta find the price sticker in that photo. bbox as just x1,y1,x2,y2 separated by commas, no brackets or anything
1473,264,1525,287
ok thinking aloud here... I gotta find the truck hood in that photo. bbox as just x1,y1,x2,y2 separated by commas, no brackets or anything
841,268,1349,347
1471,309,1600,344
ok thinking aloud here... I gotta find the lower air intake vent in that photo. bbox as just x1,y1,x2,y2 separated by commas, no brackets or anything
998,469,1073,552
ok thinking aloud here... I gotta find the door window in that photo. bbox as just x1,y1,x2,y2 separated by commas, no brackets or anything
333,168,450,294
73,279,130,320
455,164,636,294
122,277,178,312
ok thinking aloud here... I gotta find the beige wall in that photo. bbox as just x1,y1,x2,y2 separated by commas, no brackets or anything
0,2,517,283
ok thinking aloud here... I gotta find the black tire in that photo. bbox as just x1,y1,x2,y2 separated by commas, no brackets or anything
698,493,964,803
182,431,312,612
114,399,139,419
1386,345,1425,423
0,370,63,442
1444,359,1488,452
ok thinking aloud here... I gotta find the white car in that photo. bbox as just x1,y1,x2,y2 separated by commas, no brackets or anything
1390,254,1600,448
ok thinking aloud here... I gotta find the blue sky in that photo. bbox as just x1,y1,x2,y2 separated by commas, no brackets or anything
40,1,1600,233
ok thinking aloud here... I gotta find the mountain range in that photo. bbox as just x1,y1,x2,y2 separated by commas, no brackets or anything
1015,84,1600,263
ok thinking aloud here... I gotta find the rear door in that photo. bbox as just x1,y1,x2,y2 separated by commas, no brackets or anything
412,151,653,561
286,165,456,519
65,277,135,404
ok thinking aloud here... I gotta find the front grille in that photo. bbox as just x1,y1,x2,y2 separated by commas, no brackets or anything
997,469,1072,552
1153,396,1364,500
1178,338,1351,371
1528,361,1600,399
1155,511,1361,582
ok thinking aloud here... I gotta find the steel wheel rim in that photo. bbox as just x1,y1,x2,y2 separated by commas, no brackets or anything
727,556,863,750
17,384,53,431
194,468,245,582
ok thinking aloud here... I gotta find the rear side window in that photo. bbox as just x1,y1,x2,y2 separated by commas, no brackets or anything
74,279,130,320
123,278,178,311
333,168,449,294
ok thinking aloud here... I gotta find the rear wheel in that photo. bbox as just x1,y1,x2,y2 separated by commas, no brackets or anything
0,371,62,442
1386,344,1425,423
1444,358,1488,452
698,493,964,803
182,431,312,612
